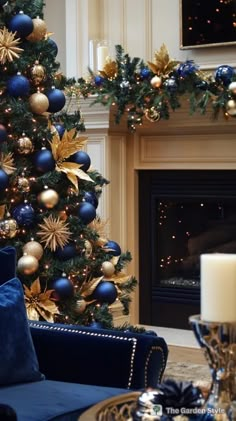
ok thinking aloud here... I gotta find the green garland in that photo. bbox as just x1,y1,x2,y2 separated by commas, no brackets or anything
67,44,236,131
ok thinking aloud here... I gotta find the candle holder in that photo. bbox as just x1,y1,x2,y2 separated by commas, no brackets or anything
189,315,236,420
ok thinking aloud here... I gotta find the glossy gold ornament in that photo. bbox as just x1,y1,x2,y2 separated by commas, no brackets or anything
30,61,46,85
17,176,30,192
150,75,162,88
17,254,39,275
101,261,115,278
84,240,92,257
145,106,161,122
26,17,47,42
38,189,59,209
17,135,34,154
228,82,236,95
0,218,18,238
226,99,236,116
75,299,87,314
23,241,44,260
29,92,49,114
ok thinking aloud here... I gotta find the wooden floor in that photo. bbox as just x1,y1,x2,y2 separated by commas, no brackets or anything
168,344,206,365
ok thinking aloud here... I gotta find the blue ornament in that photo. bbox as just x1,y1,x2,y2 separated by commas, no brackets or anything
34,149,55,173
70,150,91,172
54,123,65,138
78,202,96,225
177,60,198,77
12,203,35,226
215,65,235,86
94,75,104,86
164,77,178,93
83,191,98,209
52,276,74,299
8,12,33,38
48,38,58,56
7,74,30,97
104,240,121,256
140,68,151,79
93,281,118,304
56,243,77,261
46,88,66,113
90,321,102,329
0,124,7,142
0,169,8,191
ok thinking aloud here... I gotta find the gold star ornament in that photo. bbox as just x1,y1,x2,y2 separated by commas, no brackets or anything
24,278,58,322
37,214,72,251
0,27,23,64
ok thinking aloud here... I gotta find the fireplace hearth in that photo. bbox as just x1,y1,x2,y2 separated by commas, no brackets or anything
139,169,236,329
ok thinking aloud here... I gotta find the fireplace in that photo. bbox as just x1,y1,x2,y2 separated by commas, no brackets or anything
139,169,236,329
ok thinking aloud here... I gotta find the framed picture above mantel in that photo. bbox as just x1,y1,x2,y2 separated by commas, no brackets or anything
180,0,236,49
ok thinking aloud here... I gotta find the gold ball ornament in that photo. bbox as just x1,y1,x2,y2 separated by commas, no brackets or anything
150,75,162,88
84,240,92,258
17,254,39,275
75,299,87,314
101,261,115,278
23,241,44,260
30,61,46,85
0,218,18,239
38,189,59,208
26,17,47,42
145,106,161,122
17,176,30,192
29,92,49,114
226,99,236,116
228,82,236,95
16,135,34,154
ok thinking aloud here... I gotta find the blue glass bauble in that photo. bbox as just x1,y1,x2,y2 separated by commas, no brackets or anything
0,124,7,142
56,243,77,261
34,149,55,173
48,38,58,56
70,150,91,172
90,321,102,329
140,68,151,79
104,240,121,256
46,88,66,113
94,75,104,86
54,123,65,138
177,60,198,77
0,169,8,191
164,77,178,93
12,203,35,226
215,65,235,86
78,202,96,224
93,281,118,304
8,12,33,38
83,191,98,209
7,74,30,97
52,276,74,299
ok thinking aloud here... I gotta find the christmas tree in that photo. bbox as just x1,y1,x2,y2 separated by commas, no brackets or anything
0,0,137,329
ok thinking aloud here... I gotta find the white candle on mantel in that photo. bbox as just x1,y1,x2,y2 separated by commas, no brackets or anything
201,253,236,322
97,46,109,71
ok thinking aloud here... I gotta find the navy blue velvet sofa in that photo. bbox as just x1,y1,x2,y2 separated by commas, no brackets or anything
0,320,168,421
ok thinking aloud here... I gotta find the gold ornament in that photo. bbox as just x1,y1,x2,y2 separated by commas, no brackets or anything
24,277,58,322
99,58,118,79
75,299,87,314
17,254,39,275
0,27,23,64
17,176,30,192
26,17,47,42
0,218,18,238
38,189,59,209
226,99,236,116
37,215,72,252
101,261,115,278
23,241,44,260
0,152,15,174
145,107,161,122
84,240,92,257
80,276,103,298
147,43,179,76
229,82,236,96
30,61,46,85
150,75,162,88
29,91,49,114
17,135,34,154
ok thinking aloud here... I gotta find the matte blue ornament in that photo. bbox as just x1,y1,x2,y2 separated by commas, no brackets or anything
48,38,58,56
78,202,96,225
56,243,77,261
83,191,98,209
94,75,104,86
104,240,121,256
0,124,7,142
140,68,151,79
34,148,55,173
7,74,30,97
0,169,9,191
177,60,198,77
54,123,65,138
8,12,33,38
90,321,102,329
164,77,178,93
46,88,66,113
70,150,91,172
12,203,35,226
52,276,74,299
93,281,118,304
215,65,235,86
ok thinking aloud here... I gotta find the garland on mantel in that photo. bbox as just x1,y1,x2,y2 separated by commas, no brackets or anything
65,44,236,131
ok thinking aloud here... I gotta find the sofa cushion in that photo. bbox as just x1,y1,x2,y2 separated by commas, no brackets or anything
0,380,130,421
0,278,44,386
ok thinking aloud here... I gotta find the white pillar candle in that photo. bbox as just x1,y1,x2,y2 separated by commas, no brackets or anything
201,253,236,322
97,46,109,71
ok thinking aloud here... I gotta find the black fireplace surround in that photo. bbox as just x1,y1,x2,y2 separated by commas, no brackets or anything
139,170,236,329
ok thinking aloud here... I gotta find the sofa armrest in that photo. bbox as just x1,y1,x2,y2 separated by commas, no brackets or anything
29,321,168,390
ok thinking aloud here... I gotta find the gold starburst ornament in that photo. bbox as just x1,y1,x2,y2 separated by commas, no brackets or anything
0,27,23,64
37,214,72,251
0,152,16,174
24,277,58,322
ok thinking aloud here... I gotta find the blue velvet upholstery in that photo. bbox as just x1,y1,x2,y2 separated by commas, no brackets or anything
0,278,44,386
0,246,16,285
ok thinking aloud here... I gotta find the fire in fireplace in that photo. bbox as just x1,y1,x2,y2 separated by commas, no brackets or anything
139,169,236,329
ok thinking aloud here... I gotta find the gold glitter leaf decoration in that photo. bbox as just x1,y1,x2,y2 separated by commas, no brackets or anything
56,161,94,191
24,277,58,322
99,58,118,79
80,276,103,297
37,215,72,251
147,43,179,76
0,27,23,64
1,152,16,174
110,273,132,284
50,129,87,161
